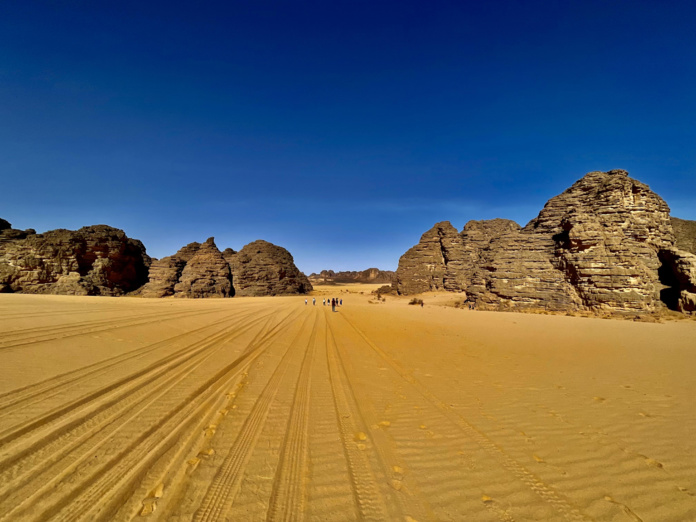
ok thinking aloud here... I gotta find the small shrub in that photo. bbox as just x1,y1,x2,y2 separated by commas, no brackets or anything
409,298,424,306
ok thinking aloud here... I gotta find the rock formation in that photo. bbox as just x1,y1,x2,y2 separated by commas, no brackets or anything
173,238,233,298
140,242,202,298
308,268,395,284
396,170,694,315
228,240,312,296
0,222,151,295
141,238,310,298
671,217,696,255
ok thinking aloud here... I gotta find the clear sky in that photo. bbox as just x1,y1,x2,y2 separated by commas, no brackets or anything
2,1,695,274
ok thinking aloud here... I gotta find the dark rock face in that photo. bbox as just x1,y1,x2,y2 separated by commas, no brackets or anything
140,242,201,298
396,170,691,314
658,248,696,313
0,218,11,231
308,268,395,284
395,221,466,295
229,240,312,296
142,239,310,298
173,238,232,298
0,223,151,295
671,217,696,255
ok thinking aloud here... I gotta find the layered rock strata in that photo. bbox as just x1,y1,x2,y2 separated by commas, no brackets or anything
396,170,693,314
228,240,312,296
308,268,395,284
0,222,150,295
141,238,310,298
671,217,696,255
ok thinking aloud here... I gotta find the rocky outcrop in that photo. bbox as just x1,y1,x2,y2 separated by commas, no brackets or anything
0,218,11,231
396,170,692,315
141,239,310,298
308,268,395,284
229,240,312,296
0,223,151,295
173,238,232,298
140,242,201,298
658,248,696,313
395,221,466,295
671,217,696,255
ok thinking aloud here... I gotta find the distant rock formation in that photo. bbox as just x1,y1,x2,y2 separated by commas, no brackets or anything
308,268,394,284
396,170,695,314
228,240,312,296
141,238,311,298
671,217,696,255
0,223,151,295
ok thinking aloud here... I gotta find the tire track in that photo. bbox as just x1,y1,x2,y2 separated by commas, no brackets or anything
0,308,280,510
0,306,259,418
324,309,391,521
193,310,316,522
327,315,433,522
266,308,319,521
0,308,270,458
0,307,214,350
338,312,591,522
3,303,305,522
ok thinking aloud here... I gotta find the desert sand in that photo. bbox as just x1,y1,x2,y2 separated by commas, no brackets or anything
0,287,695,521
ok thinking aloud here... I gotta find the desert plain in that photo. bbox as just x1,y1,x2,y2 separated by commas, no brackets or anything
0,286,695,521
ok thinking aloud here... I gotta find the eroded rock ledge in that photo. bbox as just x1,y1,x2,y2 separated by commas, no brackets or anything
396,170,696,315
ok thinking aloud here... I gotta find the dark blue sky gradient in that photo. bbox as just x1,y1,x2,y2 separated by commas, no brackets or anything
2,1,695,272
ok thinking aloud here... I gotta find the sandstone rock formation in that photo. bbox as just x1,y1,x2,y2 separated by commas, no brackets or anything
396,170,694,315
394,221,466,295
671,217,696,254
0,222,151,295
141,238,310,298
228,240,312,296
140,242,201,298
308,268,394,284
173,238,232,298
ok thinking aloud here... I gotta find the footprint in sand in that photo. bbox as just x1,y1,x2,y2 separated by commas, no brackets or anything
593,396,606,403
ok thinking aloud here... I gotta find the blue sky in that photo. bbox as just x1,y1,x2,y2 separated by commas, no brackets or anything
1,1,694,273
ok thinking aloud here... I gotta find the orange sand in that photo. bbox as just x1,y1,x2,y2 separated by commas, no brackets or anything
0,289,695,521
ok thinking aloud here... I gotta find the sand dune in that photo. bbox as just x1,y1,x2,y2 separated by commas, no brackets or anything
0,290,695,521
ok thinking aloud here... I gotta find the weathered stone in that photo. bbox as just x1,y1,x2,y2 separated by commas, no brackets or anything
229,240,312,296
658,248,696,314
140,242,201,298
173,238,232,298
395,221,466,294
0,218,11,231
308,268,394,284
0,224,151,295
397,170,689,315
671,217,696,255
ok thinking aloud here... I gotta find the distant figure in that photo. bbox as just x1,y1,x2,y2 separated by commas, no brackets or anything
313,297,316,306
331,298,336,312
420,301,424,308
340,299,342,306
305,299,307,305
323,298,326,306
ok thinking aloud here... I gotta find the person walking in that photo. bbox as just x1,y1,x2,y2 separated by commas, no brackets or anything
331,298,336,312
323,298,325,306
312,297,316,306
305,299,307,305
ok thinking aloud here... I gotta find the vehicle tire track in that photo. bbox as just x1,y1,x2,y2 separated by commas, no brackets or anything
193,310,316,522
327,315,433,522
4,304,306,522
324,309,391,521
266,308,319,521
338,312,591,522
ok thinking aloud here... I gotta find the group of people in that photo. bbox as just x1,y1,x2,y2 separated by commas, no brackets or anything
304,297,342,311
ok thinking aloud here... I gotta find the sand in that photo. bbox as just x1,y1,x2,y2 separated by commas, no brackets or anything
0,288,695,521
